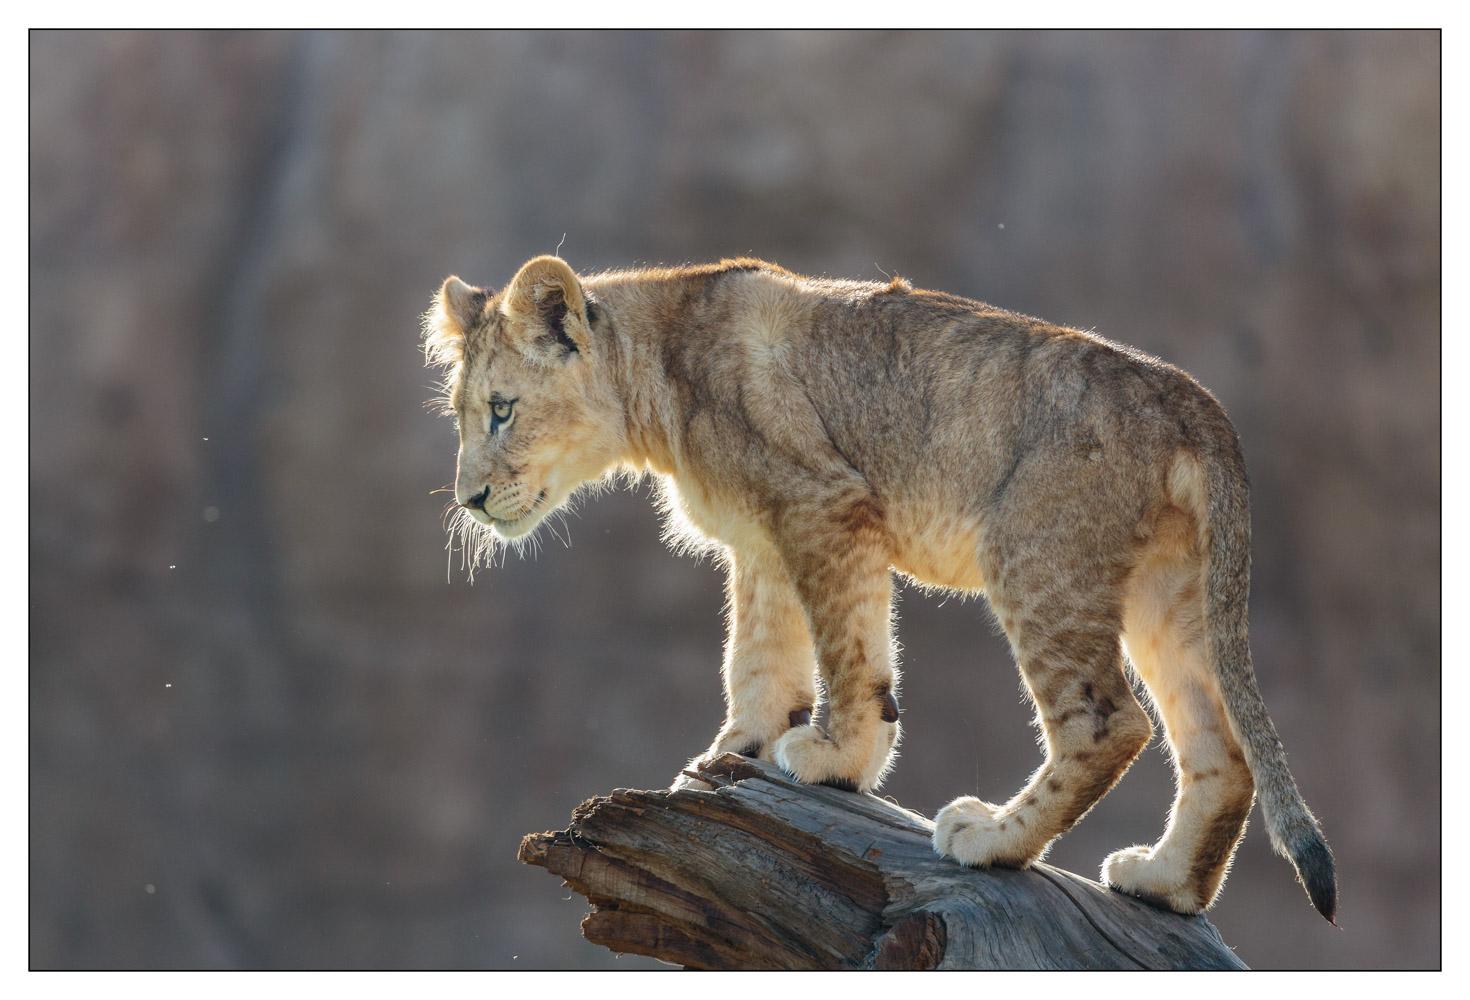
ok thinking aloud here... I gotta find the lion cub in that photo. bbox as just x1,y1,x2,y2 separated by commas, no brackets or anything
422,254,1336,921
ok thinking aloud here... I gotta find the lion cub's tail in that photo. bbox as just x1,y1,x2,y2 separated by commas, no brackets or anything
1185,439,1338,924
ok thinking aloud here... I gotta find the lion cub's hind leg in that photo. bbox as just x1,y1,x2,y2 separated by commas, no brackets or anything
673,547,819,791
934,567,1152,869
1102,516,1255,914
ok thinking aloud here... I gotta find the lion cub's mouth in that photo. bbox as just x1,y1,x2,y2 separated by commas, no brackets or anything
476,489,549,538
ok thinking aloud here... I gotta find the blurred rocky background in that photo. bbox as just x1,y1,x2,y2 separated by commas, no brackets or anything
29,30,1439,969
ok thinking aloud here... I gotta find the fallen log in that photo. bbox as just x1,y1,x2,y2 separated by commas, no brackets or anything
517,754,1247,970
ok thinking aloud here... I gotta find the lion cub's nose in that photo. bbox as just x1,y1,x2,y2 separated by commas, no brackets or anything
462,486,490,510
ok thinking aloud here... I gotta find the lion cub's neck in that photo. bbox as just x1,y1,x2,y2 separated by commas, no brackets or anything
587,260,792,476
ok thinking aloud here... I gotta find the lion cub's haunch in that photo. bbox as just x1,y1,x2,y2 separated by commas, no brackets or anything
422,255,1336,922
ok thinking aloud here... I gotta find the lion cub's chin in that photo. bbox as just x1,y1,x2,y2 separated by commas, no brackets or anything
489,511,544,540
462,505,543,540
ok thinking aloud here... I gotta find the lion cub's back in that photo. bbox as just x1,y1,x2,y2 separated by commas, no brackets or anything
768,273,1212,541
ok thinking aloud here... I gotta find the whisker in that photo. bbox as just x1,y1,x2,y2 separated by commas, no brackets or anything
546,509,573,549
439,501,501,584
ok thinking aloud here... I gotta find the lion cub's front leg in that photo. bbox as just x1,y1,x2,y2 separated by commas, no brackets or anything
769,496,901,794
672,548,818,790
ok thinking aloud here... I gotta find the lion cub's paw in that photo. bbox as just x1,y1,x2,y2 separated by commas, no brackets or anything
773,723,896,793
1101,845,1206,915
933,796,1036,869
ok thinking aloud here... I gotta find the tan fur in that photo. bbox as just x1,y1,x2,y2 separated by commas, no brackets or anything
422,256,1335,918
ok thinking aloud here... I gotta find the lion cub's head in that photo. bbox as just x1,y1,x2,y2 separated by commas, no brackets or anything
423,256,621,546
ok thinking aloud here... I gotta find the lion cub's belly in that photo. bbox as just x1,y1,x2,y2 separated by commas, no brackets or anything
666,473,986,592
890,509,987,592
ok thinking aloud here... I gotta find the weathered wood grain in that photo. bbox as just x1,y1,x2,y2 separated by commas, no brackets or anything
517,754,1248,970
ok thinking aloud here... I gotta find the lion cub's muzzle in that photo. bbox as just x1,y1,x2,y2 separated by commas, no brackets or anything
458,484,549,535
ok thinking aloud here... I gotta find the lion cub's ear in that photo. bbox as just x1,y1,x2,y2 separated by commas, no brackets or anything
502,255,591,361
423,275,487,368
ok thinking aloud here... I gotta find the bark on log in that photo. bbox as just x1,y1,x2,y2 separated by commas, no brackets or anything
517,754,1248,970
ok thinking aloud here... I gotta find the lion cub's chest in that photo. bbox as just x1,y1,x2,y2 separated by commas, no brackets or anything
658,474,770,555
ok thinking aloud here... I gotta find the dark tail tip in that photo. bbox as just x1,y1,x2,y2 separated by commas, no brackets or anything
1292,834,1338,923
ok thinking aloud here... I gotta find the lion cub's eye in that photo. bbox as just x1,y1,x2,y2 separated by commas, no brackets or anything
489,399,516,435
